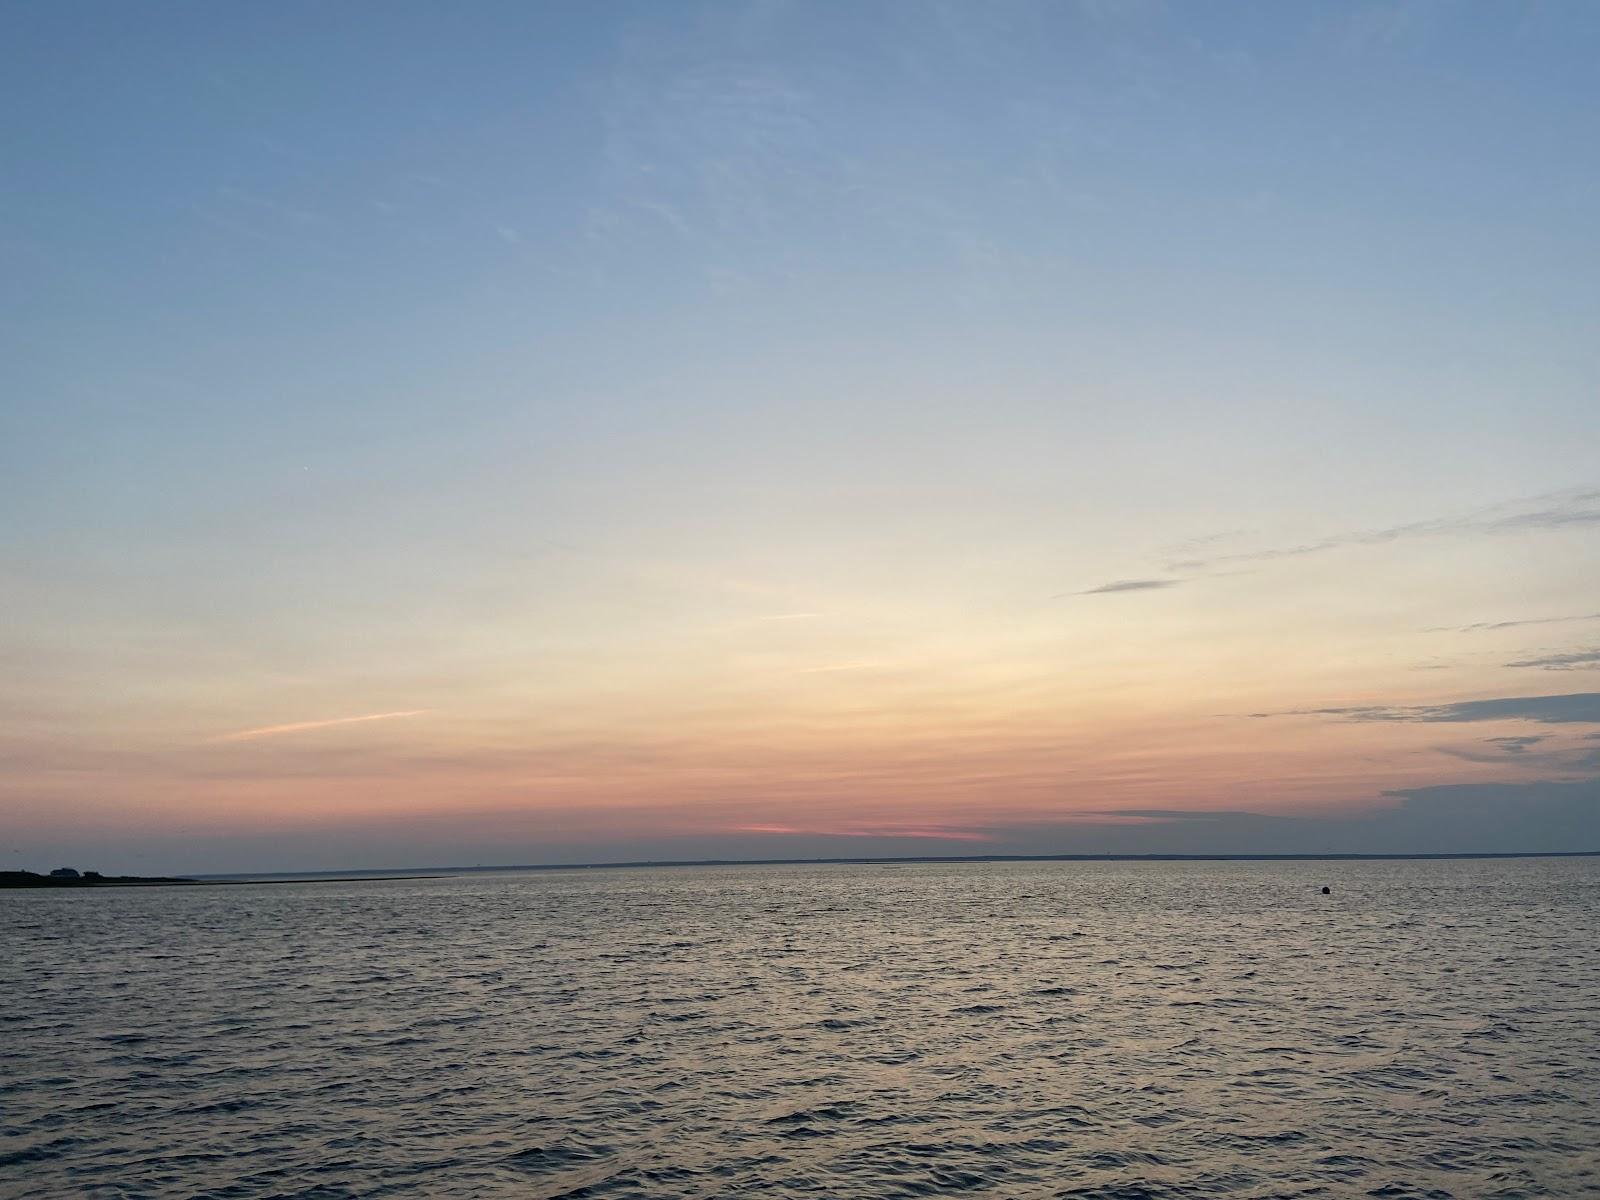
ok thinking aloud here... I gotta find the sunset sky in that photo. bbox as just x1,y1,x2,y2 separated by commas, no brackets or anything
4,2,1599,873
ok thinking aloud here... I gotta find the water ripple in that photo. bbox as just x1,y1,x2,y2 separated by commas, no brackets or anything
3,858,1598,1198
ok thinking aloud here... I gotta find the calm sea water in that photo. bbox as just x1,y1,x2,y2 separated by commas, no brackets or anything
4,858,1598,1199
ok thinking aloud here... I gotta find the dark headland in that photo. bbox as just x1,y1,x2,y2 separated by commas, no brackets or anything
1,868,448,889
2,869,199,888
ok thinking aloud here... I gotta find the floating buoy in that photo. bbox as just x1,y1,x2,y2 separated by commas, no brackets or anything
1321,886,1331,895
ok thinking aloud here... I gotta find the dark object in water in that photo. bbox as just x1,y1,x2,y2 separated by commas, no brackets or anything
1321,886,1331,895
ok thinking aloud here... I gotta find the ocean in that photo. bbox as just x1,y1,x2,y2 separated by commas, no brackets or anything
4,858,1598,1198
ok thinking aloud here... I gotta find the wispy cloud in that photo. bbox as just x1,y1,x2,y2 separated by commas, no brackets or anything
735,823,992,842
1437,613,1600,634
1506,649,1600,671
1085,808,1247,822
1571,747,1600,772
1437,734,1600,771
1338,0,1440,54
211,710,432,744
1484,736,1548,753
1254,692,1600,725
1067,578,1183,596
1171,487,1600,573
1437,735,1550,764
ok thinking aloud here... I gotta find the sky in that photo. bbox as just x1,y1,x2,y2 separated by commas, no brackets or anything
3,1,1599,874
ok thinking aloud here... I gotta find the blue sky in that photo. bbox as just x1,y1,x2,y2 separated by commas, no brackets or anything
3,1,1599,872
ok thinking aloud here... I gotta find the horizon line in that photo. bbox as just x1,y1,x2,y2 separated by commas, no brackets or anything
188,848,1600,880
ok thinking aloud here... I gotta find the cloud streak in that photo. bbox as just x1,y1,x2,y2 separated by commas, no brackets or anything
1435,734,1600,771
1483,736,1547,753
735,823,992,842
1440,613,1600,634
1171,488,1600,573
1254,693,1600,725
1506,649,1600,671
211,710,432,743
1069,578,1183,596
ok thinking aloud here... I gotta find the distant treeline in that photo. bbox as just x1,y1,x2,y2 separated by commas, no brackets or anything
1,870,197,888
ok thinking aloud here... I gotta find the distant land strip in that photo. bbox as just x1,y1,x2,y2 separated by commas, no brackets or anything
11,852,1596,889
1,871,450,889
192,850,1600,880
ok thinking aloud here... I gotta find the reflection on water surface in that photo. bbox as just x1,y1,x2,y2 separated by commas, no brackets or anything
4,858,1598,1197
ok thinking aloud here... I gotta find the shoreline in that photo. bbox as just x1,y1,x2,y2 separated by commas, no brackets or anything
1,873,453,889
12,850,1597,889
196,849,1600,879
